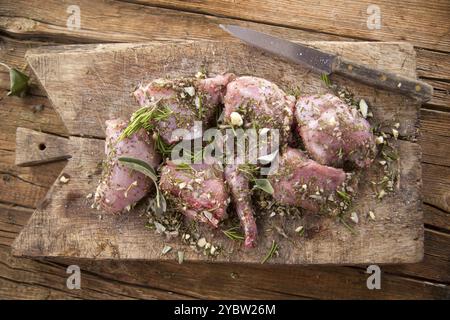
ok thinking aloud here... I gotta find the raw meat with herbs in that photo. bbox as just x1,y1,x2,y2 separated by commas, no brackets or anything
95,119,161,213
159,161,229,227
93,72,381,250
295,93,376,168
132,73,235,145
269,148,351,214
224,164,258,248
223,76,295,146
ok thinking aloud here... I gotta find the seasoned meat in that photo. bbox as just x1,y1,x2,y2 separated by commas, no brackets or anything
223,76,295,146
134,73,235,144
159,161,229,227
295,94,376,168
269,148,347,213
95,119,161,213
224,164,258,248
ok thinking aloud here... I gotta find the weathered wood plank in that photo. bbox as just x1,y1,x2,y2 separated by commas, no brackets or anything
420,109,450,167
422,163,450,213
15,128,71,166
10,41,423,263
131,0,450,52
424,205,450,232
0,205,448,298
1,4,449,108
0,0,448,300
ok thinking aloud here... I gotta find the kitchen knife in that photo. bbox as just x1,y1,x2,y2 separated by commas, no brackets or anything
220,24,433,102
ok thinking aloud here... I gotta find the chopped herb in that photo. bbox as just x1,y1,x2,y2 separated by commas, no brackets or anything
175,163,194,172
320,73,332,87
261,240,278,264
337,190,351,203
286,86,302,99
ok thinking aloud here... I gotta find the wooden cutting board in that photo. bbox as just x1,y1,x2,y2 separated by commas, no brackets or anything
12,41,423,264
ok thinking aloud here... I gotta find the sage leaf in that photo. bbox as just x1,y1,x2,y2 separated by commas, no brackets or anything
118,157,166,213
253,179,274,195
118,157,157,181
8,68,29,97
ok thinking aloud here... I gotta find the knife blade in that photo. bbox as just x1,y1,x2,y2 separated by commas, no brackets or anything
220,24,433,102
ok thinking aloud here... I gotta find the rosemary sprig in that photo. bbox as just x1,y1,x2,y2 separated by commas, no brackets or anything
119,103,172,140
339,217,357,235
155,134,174,157
222,227,244,241
261,240,278,264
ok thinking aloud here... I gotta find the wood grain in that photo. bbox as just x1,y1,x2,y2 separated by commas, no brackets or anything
0,0,448,299
10,41,424,264
131,0,450,52
15,128,71,166
1,205,448,299
0,0,447,108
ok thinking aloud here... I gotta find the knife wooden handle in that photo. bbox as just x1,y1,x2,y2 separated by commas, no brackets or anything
333,57,433,102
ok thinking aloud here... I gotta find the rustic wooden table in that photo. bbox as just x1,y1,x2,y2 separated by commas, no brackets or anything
0,0,449,300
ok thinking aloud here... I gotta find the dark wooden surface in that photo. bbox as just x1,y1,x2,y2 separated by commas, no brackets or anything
0,0,449,299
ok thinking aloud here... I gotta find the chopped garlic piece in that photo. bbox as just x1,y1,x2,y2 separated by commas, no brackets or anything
350,212,359,224
230,111,244,127
392,128,399,139
197,238,207,248
359,99,369,118
375,136,384,145
184,86,195,96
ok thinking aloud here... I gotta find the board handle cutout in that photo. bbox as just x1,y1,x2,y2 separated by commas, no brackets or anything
15,127,71,166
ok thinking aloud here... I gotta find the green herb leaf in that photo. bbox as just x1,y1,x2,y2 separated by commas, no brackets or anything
222,227,245,241
320,73,331,87
261,240,278,264
155,133,174,157
339,217,357,235
118,157,157,181
337,190,351,203
8,68,29,97
118,157,166,213
253,179,274,195
119,103,172,140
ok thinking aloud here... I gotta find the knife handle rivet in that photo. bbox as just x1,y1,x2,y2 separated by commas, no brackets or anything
415,84,421,91
380,74,387,81
347,64,353,71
